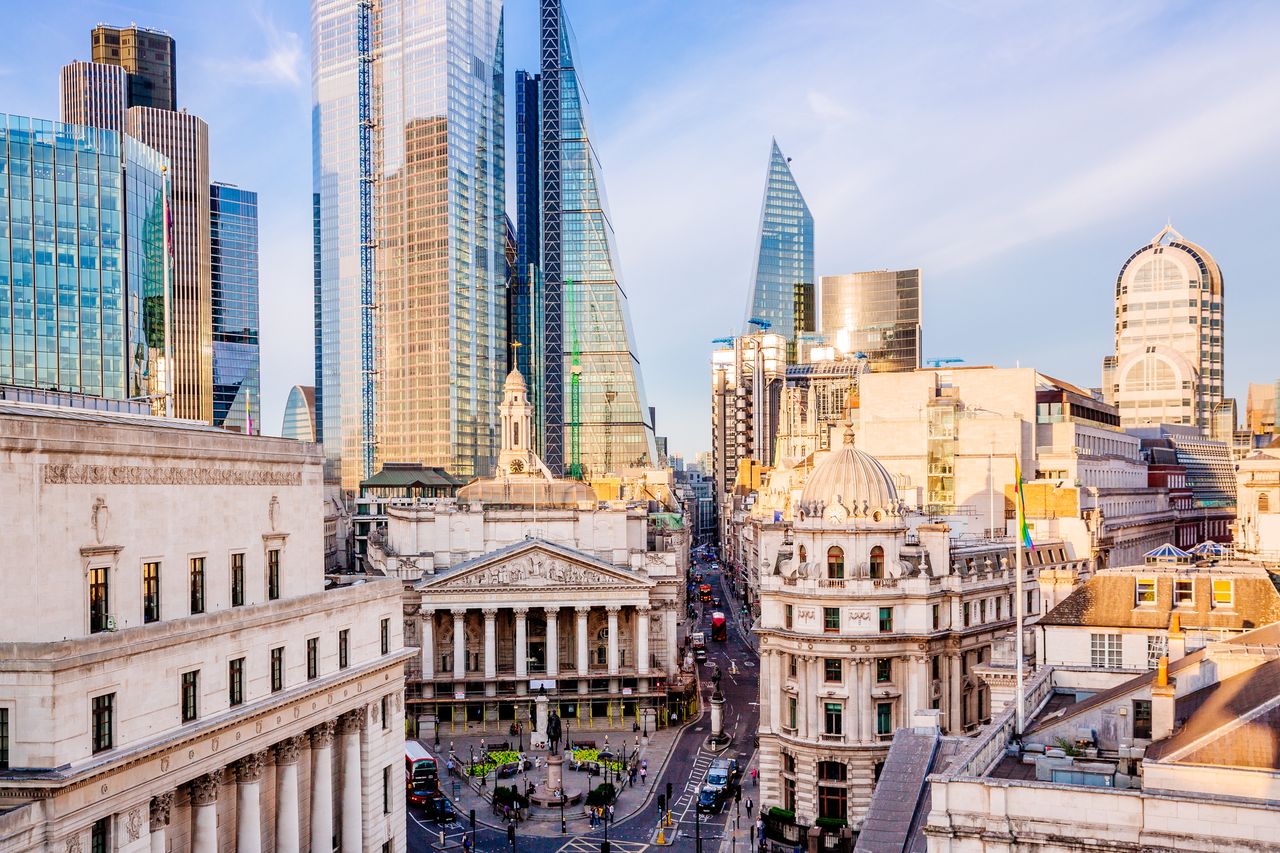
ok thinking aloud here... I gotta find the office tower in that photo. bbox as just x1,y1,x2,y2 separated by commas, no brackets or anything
59,61,127,131
282,385,318,441
819,269,922,372
209,183,260,434
516,0,658,478
1102,224,1224,430
710,333,787,500
511,69,540,384
90,24,177,111
1246,382,1278,436
743,139,814,352
312,0,506,490
125,107,212,422
0,114,166,402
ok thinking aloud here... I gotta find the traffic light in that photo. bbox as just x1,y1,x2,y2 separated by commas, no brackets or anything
658,794,666,814
736,787,742,803
470,809,476,830
667,781,673,801
601,842,611,853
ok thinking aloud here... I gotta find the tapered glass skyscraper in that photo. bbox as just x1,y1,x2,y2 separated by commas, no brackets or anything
515,0,657,478
312,0,506,489
744,139,814,352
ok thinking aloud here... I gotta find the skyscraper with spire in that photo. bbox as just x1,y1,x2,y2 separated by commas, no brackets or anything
744,139,815,355
515,0,657,479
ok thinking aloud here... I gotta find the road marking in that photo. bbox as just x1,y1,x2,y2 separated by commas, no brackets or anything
557,840,648,853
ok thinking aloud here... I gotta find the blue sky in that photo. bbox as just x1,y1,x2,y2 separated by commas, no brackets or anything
3,1,1278,460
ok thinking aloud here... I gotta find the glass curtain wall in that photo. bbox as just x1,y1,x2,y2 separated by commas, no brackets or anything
210,183,260,433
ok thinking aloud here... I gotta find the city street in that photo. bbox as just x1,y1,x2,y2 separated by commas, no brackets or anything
407,556,761,852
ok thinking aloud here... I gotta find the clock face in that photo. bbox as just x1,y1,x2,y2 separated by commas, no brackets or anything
510,459,525,474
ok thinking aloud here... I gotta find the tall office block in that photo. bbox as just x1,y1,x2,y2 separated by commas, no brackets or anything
710,333,787,500
90,24,177,111
125,107,212,422
0,114,166,401
281,384,317,441
511,69,540,384
516,0,657,478
210,183,259,434
1103,224,1224,429
820,269,922,373
312,0,506,490
59,61,127,132
743,139,814,351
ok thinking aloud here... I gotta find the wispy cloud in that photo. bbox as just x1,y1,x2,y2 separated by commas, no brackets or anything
204,5,303,88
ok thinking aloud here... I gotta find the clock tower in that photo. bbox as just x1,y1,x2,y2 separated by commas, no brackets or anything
496,369,541,478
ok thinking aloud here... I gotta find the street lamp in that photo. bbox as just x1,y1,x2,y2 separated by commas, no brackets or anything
560,788,567,834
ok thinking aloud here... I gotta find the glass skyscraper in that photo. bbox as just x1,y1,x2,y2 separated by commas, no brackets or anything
281,384,316,441
516,0,657,478
0,114,166,401
312,0,506,489
819,269,922,373
210,182,259,434
744,139,814,351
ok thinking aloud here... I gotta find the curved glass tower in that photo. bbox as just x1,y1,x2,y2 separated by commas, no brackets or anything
516,0,657,478
744,139,814,352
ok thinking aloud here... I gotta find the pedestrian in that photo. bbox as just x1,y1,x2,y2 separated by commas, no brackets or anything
640,766,647,785
751,766,758,786
608,804,615,823
746,796,753,818
589,807,597,828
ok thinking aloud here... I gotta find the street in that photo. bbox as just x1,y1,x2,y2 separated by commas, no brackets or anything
407,554,761,852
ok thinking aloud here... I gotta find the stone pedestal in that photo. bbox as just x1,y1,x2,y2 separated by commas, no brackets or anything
528,754,581,808
546,754,564,794
531,693,550,750
707,689,730,751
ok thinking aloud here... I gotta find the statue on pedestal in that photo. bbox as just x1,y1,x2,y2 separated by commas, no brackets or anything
547,710,562,754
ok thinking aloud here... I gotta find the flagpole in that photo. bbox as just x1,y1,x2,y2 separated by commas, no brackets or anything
161,165,173,419
1014,445,1025,737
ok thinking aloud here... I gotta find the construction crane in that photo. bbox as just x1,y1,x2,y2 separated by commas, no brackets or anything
925,357,964,368
567,278,583,480
711,336,735,346
357,0,377,480
747,317,772,330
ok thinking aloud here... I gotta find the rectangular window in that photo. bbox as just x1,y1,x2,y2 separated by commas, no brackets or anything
271,647,284,692
963,602,971,627
784,776,796,813
824,702,843,736
823,607,840,632
931,603,940,630
1026,590,1036,615
91,817,109,853
381,694,390,730
381,617,390,654
818,785,847,822
787,696,797,729
879,607,893,633
189,557,205,615
876,702,892,736
1090,633,1122,668
876,658,892,683
0,707,9,769
339,629,350,669
1136,578,1157,605
383,764,392,813
1133,699,1152,739
142,561,161,623
995,596,1003,620
784,604,794,629
931,655,940,680
788,655,797,678
229,658,245,707
307,638,319,680
181,671,199,723
91,693,114,753
824,658,842,682
89,566,110,633
979,600,987,623
231,553,245,607
267,549,281,600
1212,579,1233,607
1174,579,1193,605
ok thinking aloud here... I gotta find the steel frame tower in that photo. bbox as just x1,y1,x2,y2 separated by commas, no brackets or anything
357,0,377,480
539,0,564,474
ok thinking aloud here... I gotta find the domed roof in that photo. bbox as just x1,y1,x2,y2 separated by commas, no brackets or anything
799,428,900,517
504,368,527,393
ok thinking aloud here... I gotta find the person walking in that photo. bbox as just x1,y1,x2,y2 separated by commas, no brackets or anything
640,765,647,785
751,766,758,787
746,796,753,819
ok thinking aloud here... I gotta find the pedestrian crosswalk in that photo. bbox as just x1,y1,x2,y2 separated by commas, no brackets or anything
556,839,648,852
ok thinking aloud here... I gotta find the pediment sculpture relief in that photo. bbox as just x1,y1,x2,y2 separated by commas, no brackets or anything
446,554,634,588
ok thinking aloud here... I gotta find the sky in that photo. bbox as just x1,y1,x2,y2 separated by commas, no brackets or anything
2,0,1278,461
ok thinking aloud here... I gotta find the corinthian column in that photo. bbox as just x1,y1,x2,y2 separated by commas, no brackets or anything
575,606,591,674
514,607,529,679
339,709,367,853
606,606,621,676
545,606,560,677
452,608,467,680
636,605,651,675
483,608,498,680
235,752,267,853
310,721,336,853
148,792,173,853
189,771,222,853
274,737,303,853
419,607,435,680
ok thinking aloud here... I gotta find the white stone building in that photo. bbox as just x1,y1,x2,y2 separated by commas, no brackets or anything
366,371,690,735
1235,437,1280,558
755,433,1054,839
0,403,411,853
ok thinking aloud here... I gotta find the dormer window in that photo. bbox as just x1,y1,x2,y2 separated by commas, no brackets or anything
1135,578,1157,606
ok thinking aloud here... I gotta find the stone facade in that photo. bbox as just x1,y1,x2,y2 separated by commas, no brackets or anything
0,403,411,852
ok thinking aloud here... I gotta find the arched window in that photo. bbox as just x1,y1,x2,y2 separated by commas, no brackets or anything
1261,492,1271,513
798,544,807,563
870,546,885,579
827,546,844,580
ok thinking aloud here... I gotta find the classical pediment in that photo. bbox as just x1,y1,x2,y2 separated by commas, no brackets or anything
415,539,653,592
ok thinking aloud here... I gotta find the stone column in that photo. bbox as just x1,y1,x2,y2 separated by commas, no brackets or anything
148,792,173,853
452,608,467,680
904,655,920,716
606,606,621,676
514,607,529,679
235,752,267,853
419,608,435,680
575,606,591,675
805,657,819,736
545,606,560,677
636,605,651,675
916,655,932,718
483,608,498,680
859,662,874,743
947,654,962,734
310,721,336,853
274,737,302,853
340,709,367,853
663,604,679,675
189,771,222,853
766,651,781,731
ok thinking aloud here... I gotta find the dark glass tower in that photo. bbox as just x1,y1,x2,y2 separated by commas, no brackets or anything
209,183,260,433
516,0,657,478
91,25,178,112
744,139,814,351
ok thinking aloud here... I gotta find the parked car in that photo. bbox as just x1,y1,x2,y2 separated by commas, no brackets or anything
697,785,726,814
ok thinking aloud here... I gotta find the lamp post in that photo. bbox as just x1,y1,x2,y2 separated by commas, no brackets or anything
694,793,702,853
560,788,567,834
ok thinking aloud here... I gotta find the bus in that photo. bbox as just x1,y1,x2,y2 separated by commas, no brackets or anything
405,741,439,805
710,612,727,642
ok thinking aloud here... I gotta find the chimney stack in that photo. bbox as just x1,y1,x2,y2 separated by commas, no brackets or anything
1150,655,1176,741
